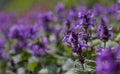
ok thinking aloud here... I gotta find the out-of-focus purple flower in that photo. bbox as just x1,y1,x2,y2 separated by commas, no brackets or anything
9,25,37,40
78,5,88,13
39,11,53,23
38,12,53,33
95,47,120,74
64,19,71,29
28,36,49,56
0,13,11,37
13,41,27,51
0,38,9,59
78,10,95,28
99,15,109,25
96,46,103,53
118,0,120,4
92,4,107,16
113,45,120,59
67,6,78,20
107,4,118,14
106,3,120,20
0,13,10,29
55,3,66,23
78,32,91,41
97,15,113,41
0,49,9,59
72,40,87,53
55,3,65,13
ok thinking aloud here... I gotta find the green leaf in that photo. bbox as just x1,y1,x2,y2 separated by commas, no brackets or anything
27,62,39,71
86,61,96,68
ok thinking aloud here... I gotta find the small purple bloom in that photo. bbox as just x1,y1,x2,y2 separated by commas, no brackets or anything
78,10,95,28
55,3,65,13
97,15,113,41
28,36,49,56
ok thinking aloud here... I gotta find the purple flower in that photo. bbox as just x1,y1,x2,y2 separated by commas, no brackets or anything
118,0,120,4
28,36,49,56
0,49,9,59
0,38,9,59
78,32,91,41
92,4,107,16
55,3,66,23
39,11,53,23
95,47,120,74
97,15,113,41
113,45,120,60
107,4,118,14
9,25,37,40
13,41,27,51
0,13,11,38
64,19,71,29
38,12,53,33
63,30,87,53
67,6,78,20
55,3,65,13
72,40,87,53
96,46,103,53
78,10,95,28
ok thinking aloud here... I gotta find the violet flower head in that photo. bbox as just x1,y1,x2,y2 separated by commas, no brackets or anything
97,15,113,41
0,38,9,59
118,0,120,4
9,25,21,39
63,30,87,53
0,13,11,37
13,41,27,51
38,12,53,33
78,10,95,28
72,40,87,53
0,49,9,59
63,31,78,46
113,45,120,60
95,47,120,74
9,25,37,40
55,3,65,13
67,6,78,20
64,19,71,29
28,36,50,56
39,11,53,23
78,32,91,41
96,46,103,53
92,4,107,15
55,3,66,23
107,4,118,14
0,13,10,29
78,5,88,13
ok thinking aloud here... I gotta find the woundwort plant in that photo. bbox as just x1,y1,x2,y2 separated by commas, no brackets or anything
0,1,120,74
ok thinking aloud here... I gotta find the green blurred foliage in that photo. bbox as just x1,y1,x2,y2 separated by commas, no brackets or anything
6,0,35,12
1,0,117,12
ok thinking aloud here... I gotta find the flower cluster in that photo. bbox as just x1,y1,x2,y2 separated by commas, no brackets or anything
0,1,120,74
96,45,120,74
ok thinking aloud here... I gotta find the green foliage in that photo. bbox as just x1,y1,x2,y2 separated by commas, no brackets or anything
27,62,40,71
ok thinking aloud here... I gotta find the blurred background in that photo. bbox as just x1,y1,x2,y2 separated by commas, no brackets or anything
0,0,117,13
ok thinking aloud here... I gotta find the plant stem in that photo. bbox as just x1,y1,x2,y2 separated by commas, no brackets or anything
104,41,106,49
81,63,84,70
